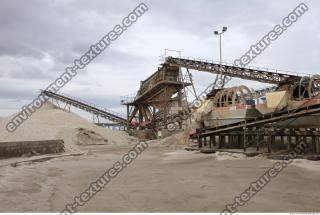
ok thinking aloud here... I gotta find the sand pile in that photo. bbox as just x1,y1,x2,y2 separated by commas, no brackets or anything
213,151,247,160
147,130,190,149
0,102,131,153
291,159,320,171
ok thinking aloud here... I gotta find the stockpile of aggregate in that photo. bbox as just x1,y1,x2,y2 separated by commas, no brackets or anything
0,102,131,153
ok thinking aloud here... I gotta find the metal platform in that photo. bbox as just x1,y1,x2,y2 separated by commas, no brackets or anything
122,63,192,130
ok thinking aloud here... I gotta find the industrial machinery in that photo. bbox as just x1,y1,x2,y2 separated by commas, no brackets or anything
159,57,320,155
120,63,193,138
41,90,128,130
42,54,320,155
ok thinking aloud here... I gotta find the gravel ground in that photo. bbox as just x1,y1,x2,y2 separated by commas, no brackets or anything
0,145,319,212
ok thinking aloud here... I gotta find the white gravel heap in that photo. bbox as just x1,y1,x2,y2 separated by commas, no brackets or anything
0,102,131,153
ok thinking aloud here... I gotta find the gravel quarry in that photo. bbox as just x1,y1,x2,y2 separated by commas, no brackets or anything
0,102,319,212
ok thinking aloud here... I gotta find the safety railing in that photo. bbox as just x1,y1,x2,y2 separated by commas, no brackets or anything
120,93,138,105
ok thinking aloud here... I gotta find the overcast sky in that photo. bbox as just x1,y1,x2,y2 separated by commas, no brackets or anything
1,0,319,118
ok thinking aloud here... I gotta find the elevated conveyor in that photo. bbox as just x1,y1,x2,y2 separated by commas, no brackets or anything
41,90,127,125
165,57,307,84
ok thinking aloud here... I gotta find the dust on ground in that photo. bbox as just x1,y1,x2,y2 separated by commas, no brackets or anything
0,144,320,212
0,103,319,212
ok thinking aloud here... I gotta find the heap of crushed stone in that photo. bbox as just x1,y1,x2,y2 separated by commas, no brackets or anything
0,102,132,153
147,129,190,149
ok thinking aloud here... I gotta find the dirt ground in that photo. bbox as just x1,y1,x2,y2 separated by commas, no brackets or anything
0,144,320,212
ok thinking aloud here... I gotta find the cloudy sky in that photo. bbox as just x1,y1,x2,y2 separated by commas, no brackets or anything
1,0,319,118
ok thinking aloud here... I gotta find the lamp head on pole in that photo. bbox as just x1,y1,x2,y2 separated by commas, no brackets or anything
214,26,228,36
222,26,227,32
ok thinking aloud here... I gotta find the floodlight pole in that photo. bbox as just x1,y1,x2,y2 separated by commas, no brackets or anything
214,27,227,66
219,33,222,65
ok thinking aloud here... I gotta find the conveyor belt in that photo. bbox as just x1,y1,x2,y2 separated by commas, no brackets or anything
194,100,320,138
41,90,127,125
165,57,305,84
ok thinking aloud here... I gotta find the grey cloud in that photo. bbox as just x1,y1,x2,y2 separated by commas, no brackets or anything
0,84,38,100
1,0,320,117
60,90,123,109
8,67,53,80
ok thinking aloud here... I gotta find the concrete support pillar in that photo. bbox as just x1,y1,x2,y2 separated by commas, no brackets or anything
266,135,271,153
288,133,292,151
198,135,202,148
316,135,320,154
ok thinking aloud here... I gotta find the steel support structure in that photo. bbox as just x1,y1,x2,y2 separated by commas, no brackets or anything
165,57,302,84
